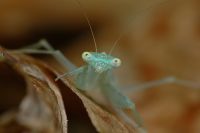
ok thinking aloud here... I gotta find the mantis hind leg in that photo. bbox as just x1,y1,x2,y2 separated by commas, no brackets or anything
101,83,147,133
14,39,77,72
22,39,54,51
125,76,200,93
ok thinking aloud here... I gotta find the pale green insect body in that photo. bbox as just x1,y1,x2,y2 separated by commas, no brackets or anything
75,51,122,90
74,51,144,130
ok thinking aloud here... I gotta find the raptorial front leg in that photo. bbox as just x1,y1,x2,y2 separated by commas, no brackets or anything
125,76,200,93
13,39,77,72
101,83,147,133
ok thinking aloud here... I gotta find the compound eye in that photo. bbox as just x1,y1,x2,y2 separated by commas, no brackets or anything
82,52,92,61
112,58,121,67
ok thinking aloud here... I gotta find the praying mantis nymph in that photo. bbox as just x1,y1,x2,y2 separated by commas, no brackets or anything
5,0,200,133
14,39,148,133
13,39,200,133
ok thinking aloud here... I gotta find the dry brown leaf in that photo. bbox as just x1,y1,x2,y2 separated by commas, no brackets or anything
0,47,67,133
61,79,135,133
0,47,137,133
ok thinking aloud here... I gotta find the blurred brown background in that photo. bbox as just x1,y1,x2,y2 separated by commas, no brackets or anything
0,0,200,132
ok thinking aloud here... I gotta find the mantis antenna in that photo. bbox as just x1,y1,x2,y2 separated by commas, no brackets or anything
108,0,169,55
108,33,124,55
75,0,98,52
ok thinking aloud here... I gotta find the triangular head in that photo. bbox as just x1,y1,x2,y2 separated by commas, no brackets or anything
82,51,121,73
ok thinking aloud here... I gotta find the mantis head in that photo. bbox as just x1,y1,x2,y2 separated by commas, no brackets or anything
82,51,121,73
